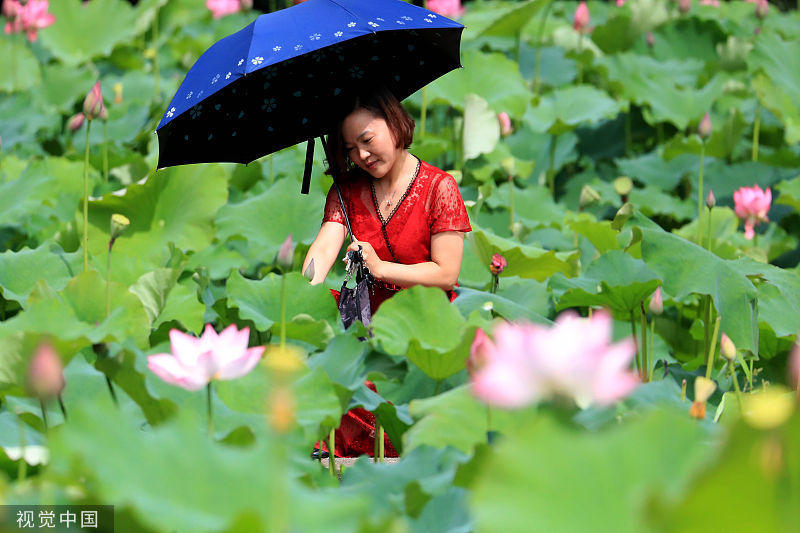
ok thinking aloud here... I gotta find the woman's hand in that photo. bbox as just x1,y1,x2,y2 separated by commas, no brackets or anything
346,239,385,279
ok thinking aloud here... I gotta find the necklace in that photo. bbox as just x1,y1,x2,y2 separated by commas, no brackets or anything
375,157,420,209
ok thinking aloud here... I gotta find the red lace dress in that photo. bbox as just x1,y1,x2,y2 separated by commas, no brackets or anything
318,157,472,457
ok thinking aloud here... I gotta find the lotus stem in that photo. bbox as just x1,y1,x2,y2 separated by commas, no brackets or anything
280,274,287,348
648,316,655,381
329,428,336,475
378,424,385,463
39,398,48,431
83,121,92,272
57,393,68,420
11,33,17,92
576,34,584,84
17,414,26,481
703,296,711,359
696,141,706,247
486,405,492,439
547,135,558,197
102,121,109,182
625,113,631,156
106,243,112,318
490,274,498,295
207,381,214,438
532,1,553,96
706,204,713,252
420,86,427,139
153,8,160,104
269,154,274,184
752,99,760,162
434,379,442,396
704,315,721,380
509,176,515,233
639,302,648,382
729,362,743,412
630,310,640,375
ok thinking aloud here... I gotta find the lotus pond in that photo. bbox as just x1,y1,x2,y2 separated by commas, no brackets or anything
1,0,800,531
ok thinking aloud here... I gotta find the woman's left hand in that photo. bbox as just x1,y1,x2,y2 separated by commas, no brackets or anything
346,239,385,279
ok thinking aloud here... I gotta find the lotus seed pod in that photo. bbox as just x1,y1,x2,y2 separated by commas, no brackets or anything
110,214,130,241
614,176,633,197
579,184,601,209
694,376,716,403
742,386,795,430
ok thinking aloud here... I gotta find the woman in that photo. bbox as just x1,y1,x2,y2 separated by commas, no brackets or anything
302,87,472,457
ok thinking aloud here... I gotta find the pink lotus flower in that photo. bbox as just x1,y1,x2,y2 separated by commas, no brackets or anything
28,342,65,397
206,0,241,19
497,112,513,137
649,287,663,315
700,0,720,6
573,1,590,33
277,233,294,270
3,0,55,42
67,113,85,132
427,0,465,18
733,185,771,240
616,0,626,6
470,311,639,408
679,0,691,13
698,111,712,139
755,0,769,19
148,324,265,391
490,253,507,276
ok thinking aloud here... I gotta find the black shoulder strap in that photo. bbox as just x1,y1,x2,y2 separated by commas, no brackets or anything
320,136,354,244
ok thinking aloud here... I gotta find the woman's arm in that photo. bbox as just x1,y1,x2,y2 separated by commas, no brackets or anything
302,221,347,285
346,231,465,291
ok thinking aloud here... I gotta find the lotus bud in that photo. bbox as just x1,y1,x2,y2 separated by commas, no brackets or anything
67,113,85,132
573,1,590,33
28,342,65,398
267,386,296,434
720,333,736,362
98,100,108,121
579,184,601,209
109,213,130,244
277,234,294,271
754,0,768,19
303,258,315,282
497,112,513,137
82,81,105,120
490,253,507,276
788,343,799,391
614,176,633,197
678,0,691,13
113,82,123,104
706,188,716,209
649,287,663,315
240,0,253,8
646,32,655,49
742,386,795,430
698,112,712,140
694,376,716,403
264,345,305,382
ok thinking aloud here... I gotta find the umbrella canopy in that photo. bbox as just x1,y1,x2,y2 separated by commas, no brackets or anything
156,0,464,174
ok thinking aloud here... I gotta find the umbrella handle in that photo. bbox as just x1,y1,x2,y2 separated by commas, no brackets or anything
320,136,355,244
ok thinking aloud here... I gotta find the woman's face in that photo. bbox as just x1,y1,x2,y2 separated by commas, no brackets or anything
341,108,400,179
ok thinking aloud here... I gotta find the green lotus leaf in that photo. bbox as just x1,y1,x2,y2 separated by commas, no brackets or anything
749,33,800,143
647,414,800,533
469,229,579,281
307,334,368,408
550,250,660,315
0,157,99,235
463,93,501,161
752,75,800,144
130,268,204,334
216,177,325,264
567,215,622,254
38,0,140,66
0,244,81,306
519,45,577,88
0,37,42,93
471,410,715,533
615,151,698,191
0,410,46,466
454,286,551,325
487,183,567,229
371,285,468,380
776,175,800,212
422,50,530,117
638,225,758,352
87,164,229,285
0,93,60,152
36,63,96,113
730,258,800,340
477,0,550,37
523,85,622,134
46,394,366,532
405,384,516,454
226,270,339,341
505,128,579,180
650,17,724,63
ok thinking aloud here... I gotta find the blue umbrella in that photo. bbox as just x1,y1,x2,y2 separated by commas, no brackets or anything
155,0,464,193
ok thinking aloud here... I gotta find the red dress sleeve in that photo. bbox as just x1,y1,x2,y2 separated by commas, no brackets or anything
427,173,472,234
322,182,346,226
